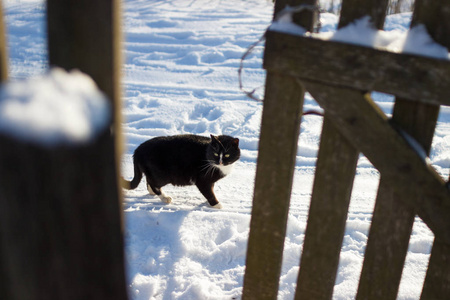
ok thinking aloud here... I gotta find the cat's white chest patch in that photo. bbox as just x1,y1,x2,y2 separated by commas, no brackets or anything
216,163,234,176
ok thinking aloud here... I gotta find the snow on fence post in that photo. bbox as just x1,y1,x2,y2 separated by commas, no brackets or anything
0,70,127,300
0,1,127,300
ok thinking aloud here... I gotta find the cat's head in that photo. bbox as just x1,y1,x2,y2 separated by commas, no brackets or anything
207,134,240,166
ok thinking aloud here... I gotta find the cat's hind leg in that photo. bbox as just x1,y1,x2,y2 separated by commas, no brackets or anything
146,183,156,195
144,173,172,204
148,184,172,204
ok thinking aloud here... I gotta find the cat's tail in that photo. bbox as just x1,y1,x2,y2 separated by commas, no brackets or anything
121,157,142,190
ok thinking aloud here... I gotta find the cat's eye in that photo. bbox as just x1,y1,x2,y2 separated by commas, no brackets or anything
225,154,230,158
214,153,219,157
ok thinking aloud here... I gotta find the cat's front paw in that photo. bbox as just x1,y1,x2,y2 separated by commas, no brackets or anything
211,203,223,209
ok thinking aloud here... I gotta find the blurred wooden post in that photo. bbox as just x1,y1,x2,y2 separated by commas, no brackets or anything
0,1,127,299
47,0,124,158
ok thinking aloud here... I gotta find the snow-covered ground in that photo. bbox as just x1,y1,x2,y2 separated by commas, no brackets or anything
4,0,450,299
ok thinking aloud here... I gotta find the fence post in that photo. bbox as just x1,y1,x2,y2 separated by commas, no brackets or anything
47,0,124,161
242,1,317,299
0,1,127,299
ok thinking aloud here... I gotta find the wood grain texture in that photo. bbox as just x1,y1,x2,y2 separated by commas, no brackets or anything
242,72,305,300
356,0,446,295
413,1,450,298
339,0,389,29
264,31,450,106
295,117,358,300
302,80,450,244
243,1,317,298
295,2,386,299
421,239,450,299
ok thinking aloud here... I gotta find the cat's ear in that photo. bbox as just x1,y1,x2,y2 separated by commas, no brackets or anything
210,134,219,143
232,138,239,147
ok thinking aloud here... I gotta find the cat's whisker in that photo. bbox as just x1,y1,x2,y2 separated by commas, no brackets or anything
201,160,217,178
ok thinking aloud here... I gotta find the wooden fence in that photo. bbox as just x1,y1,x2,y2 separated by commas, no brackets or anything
0,1,127,299
1,0,449,299
242,0,450,299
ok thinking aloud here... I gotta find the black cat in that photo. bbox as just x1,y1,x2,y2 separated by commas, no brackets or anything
122,134,240,208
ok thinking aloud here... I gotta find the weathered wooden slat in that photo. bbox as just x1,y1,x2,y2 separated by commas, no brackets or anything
356,178,416,300
412,0,450,50
412,1,450,298
263,31,450,106
356,99,439,300
338,0,389,29
300,80,450,244
243,1,316,298
242,71,305,300
273,0,318,31
295,117,358,300
421,239,450,299
0,3,8,81
294,2,386,299
357,1,444,294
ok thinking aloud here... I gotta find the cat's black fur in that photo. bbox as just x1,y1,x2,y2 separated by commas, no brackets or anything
123,134,240,208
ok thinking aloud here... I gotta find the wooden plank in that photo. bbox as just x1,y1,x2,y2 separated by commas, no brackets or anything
242,71,305,300
243,1,316,298
412,0,450,298
273,0,318,32
357,99,439,300
0,3,8,81
356,178,416,300
412,0,450,50
263,31,450,106
421,239,450,299
357,2,443,294
300,80,450,244
295,117,358,300
339,0,389,29
295,3,385,299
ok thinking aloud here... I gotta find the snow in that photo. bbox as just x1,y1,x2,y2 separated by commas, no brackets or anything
271,10,450,59
4,0,450,299
0,68,110,145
